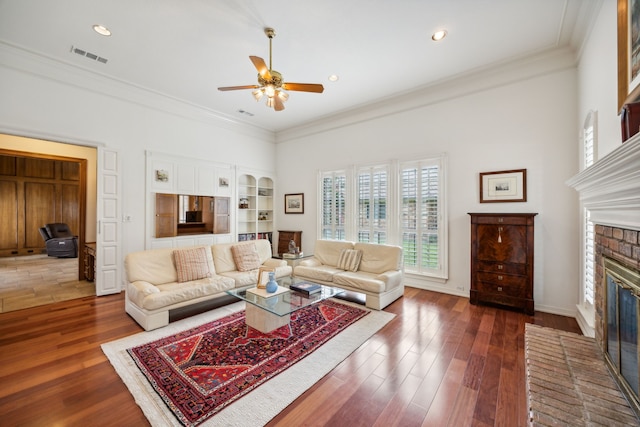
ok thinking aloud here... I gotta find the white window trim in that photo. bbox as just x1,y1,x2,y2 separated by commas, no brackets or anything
317,153,448,281
577,110,597,337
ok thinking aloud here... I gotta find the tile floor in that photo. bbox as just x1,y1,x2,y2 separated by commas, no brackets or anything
0,254,95,313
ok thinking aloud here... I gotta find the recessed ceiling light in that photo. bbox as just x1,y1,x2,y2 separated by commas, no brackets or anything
93,24,111,36
328,74,339,82
432,29,447,42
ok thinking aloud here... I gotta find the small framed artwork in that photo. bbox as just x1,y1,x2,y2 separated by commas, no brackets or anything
480,169,527,203
219,177,229,187
285,193,304,214
155,169,169,182
256,266,275,289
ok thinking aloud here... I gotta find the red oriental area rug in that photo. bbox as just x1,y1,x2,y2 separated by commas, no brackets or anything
126,299,368,426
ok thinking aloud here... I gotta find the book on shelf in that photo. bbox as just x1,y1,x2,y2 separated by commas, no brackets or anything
282,252,303,259
290,282,321,296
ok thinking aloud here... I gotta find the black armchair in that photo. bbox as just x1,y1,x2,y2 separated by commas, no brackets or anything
39,223,78,258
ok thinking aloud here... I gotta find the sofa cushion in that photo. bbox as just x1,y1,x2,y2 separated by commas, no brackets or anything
354,242,403,274
231,243,261,272
212,240,273,273
333,271,386,293
173,247,212,283
126,247,179,285
294,264,344,282
129,276,235,310
313,240,355,267
337,249,362,272
220,264,292,287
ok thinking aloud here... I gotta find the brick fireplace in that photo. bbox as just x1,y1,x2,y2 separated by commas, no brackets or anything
593,225,640,346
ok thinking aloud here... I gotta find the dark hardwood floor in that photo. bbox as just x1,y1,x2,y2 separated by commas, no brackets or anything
0,288,580,426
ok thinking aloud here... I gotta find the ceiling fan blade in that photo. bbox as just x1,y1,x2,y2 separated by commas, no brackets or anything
273,95,285,111
282,83,324,93
217,85,260,91
249,56,272,80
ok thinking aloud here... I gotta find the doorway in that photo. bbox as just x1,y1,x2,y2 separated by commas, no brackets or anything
0,135,98,312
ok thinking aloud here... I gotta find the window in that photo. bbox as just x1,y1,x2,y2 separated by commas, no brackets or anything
319,155,447,279
584,209,595,305
320,171,346,240
582,111,597,308
400,159,442,275
357,166,388,243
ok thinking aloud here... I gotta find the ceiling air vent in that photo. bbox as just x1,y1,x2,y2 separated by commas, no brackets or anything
70,46,108,64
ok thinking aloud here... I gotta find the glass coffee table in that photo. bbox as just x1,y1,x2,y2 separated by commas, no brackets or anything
226,276,344,333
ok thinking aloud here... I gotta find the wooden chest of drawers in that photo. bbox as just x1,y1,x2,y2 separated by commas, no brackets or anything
468,213,537,315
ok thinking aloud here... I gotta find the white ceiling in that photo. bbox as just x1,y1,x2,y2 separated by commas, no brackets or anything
0,0,601,133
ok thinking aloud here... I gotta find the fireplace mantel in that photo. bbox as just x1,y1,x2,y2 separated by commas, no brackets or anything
566,133,640,231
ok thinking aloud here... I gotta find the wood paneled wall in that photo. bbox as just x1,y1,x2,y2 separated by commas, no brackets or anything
0,153,84,257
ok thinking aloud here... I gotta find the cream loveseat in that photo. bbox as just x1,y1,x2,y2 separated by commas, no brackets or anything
125,239,291,330
293,240,404,310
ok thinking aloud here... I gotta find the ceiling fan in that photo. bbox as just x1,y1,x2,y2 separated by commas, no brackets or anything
217,27,324,111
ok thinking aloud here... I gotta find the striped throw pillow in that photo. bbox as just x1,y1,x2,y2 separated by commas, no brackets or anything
173,247,211,283
337,249,362,272
231,243,262,272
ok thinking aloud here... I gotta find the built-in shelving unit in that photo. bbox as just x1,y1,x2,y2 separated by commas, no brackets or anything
237,173,273,243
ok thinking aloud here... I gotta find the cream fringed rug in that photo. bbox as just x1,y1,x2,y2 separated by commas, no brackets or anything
102,300,394,426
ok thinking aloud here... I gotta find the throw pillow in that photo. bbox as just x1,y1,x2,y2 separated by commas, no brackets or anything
337,249,362,272
173,247,212,283
231,243,262,272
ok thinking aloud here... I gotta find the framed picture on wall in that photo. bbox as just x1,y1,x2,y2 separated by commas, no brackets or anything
479,169,527,203
284,193,304,214
618,0,640,109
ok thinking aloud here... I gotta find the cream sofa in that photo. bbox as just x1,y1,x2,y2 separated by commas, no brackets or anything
124,239,291,330
293,240,404,310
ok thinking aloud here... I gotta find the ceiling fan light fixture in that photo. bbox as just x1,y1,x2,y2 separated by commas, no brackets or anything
218,27,324,111
264,84,276,97
252,89,264,101
277,90,289,102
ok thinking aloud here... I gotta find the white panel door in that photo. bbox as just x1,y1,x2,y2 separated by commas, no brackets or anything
96,148,122,296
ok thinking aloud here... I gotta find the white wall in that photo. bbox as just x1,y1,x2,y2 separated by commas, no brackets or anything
577,1,620,161
275,57,581,315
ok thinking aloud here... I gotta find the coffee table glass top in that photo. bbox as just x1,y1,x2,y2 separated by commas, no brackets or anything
226,276,344,317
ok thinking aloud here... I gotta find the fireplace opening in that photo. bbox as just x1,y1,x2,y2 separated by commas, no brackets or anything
604,256,640,417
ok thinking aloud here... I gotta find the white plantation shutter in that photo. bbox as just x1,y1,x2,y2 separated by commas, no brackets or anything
584,209,595,305
321,172,346,240
401,160,442,275
357,166,387,243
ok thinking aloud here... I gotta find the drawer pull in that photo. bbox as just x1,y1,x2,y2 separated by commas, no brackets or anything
497,275,503,280
498,227,503,243
497,286,503,292
497,265,504,270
